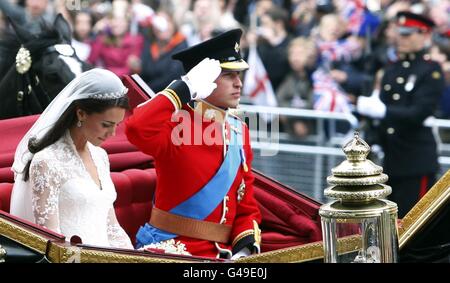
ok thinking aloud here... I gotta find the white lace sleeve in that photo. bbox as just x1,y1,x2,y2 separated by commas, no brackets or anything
30,158,62,234
106,207,134,249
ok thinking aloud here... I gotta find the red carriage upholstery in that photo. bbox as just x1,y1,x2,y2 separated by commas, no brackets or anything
0,167,323,251
0,115,38,180
0,167,13,183
0,183,13,213
252,172,322,251
0,115,38,160
112,168,157,244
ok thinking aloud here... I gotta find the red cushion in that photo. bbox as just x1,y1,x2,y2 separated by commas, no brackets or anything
100,121,134,154
101,121,154,171
0,115,37,177
112,168,157,245
0,167,13,183
108,151,154,172
256,188,320,236
0,183,13,212
102,141,138,155
261,231,312,251
252,171,323,252
0,115,37,157
0,153,14,169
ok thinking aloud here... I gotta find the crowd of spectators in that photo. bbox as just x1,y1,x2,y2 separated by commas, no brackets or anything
1,0,449,140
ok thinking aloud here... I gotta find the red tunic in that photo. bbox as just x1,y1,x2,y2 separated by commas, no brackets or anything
125,87,261,258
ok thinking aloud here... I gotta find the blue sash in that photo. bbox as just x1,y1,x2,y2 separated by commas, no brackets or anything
136,116,245,248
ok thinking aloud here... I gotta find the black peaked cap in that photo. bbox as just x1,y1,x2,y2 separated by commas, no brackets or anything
172,28,249,73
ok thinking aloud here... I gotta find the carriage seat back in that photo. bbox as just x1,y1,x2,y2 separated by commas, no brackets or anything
0,183,13,213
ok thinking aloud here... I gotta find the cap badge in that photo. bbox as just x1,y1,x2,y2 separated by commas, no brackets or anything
399,16,406,24
234,42,240,53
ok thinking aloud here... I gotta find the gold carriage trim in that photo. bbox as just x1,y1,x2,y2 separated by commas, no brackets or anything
398,170,450,249
236,234,362,263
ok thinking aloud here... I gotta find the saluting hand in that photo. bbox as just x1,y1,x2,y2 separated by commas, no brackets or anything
182,58,222,100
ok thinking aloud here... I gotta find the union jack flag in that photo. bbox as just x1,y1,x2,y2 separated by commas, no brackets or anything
317,38,362,63
312,68,351,113
340,0,365,35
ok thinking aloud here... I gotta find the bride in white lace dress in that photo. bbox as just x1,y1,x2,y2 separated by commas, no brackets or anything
10,69,133,249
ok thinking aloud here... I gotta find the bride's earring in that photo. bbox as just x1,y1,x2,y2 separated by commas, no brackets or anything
77,120,82,127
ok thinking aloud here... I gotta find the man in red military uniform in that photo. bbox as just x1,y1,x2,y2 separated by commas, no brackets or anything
125,29,262,258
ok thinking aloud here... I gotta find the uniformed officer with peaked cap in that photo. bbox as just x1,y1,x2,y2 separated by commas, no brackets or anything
172,28,249,72
357,11,446,218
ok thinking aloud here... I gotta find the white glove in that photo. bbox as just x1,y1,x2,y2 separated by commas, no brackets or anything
356,91,386,119
181,58,221,100
231,247,251,260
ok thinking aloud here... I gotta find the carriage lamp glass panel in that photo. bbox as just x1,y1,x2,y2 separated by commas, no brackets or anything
320,200,398,263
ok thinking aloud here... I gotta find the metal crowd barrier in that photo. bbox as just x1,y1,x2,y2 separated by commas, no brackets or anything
237,105,450,203
236,105,358,202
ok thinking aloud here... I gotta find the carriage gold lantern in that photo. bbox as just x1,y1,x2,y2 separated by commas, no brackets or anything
319,132,399,263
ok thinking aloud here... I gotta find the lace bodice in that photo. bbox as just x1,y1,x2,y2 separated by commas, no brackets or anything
29,131,133,249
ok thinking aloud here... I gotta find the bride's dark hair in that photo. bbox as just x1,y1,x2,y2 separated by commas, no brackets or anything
22,97,129,181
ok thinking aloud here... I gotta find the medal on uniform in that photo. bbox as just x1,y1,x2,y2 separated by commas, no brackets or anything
239,147,248,172
237,180,246,203
405,75,416,92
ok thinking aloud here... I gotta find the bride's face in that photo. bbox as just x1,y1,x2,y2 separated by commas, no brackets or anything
79,107,126,146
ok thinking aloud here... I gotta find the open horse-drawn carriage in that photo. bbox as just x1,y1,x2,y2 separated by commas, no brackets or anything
0,74,449,263
0,11,448,263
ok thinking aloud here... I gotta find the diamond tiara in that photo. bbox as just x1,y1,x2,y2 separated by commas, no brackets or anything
90,87,128,100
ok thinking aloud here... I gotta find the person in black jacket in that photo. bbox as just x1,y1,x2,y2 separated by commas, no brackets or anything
356,11,445,218
139,9,188,93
